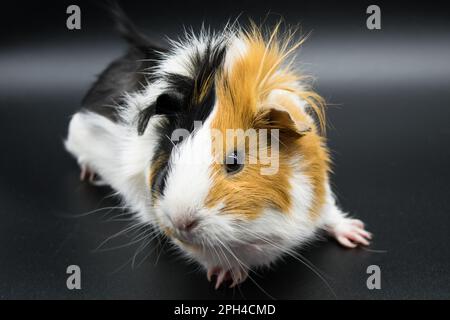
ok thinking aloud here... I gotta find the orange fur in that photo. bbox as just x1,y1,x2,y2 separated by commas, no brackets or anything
206,24,329,219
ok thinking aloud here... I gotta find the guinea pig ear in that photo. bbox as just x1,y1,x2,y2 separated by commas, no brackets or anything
137,92,184,135
254,107,311,141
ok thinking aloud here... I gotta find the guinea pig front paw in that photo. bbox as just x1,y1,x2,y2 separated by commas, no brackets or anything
207,266,248,289
331,218,372,248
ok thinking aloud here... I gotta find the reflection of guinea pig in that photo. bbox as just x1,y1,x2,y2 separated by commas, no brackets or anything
65,6,371,289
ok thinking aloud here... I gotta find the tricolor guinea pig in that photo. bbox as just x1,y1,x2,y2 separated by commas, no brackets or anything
65,7,371,289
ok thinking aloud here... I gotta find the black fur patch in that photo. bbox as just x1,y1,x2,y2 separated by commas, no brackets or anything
149,40,227,198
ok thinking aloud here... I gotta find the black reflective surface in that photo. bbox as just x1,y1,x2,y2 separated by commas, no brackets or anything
0,0,449,299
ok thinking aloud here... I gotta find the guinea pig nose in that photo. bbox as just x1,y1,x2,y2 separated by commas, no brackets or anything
176,217,199,232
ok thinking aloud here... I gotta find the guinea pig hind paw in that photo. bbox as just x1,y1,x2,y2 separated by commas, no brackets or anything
207,267,248,289
79,164,107,186
332,218,372,248
215,269,231,290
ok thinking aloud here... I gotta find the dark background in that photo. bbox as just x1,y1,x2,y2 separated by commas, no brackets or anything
0,0,449,299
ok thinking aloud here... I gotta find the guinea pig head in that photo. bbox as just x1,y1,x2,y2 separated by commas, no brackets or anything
150,27,329,256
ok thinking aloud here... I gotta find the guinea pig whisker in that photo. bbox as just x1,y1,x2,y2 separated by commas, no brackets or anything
62,205,128,219
214,230,263,277
105,228,162,275
218,237,275,299
246,272,276,300
104,217,137,223
127,223,153,238
234,225,309,264
205,237,222,267
215,237,266,293
131,234,154,269
215,240,231,268
165,134,180,151
93,221,148,252
232,224,337,298
108,255,135,276
104,211,136,222
93,228,153,253
211,236,236,282
136,234,163,269
152,233,168,267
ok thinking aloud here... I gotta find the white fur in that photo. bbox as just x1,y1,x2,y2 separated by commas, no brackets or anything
223,36,248,73
65,111,163,223
155,114,216,230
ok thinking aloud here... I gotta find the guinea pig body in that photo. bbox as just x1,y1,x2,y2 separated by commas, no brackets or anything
65,9,371,288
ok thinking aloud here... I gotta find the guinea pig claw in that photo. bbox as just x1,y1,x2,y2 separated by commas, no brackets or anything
79,164,107,186
207,267,220,282
79,164,89,181
229,269,248,288
214,269,231,290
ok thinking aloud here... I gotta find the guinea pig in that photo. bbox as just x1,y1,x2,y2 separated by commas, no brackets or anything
65,6,371,289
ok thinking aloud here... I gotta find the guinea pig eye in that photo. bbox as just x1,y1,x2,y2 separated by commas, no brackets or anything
224,151,244,174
